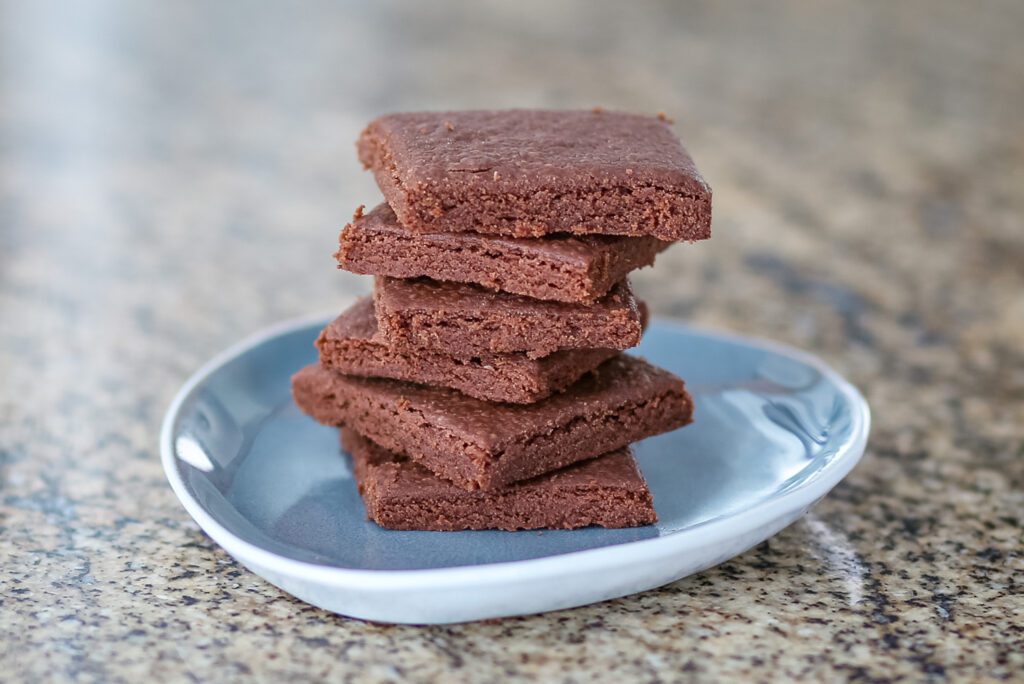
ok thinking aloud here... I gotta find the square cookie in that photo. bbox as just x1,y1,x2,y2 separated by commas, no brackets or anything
337,203,667,304
317,298,621,404
292,354,694,491
344,429,657,531
357,109,711,241
374,276,642,359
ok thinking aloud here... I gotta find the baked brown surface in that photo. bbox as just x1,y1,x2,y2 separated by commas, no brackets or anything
357,109,711,241
291,354,694,490
344,429,657,531
337,203,667,304
317,298,620,404
373,276,642,359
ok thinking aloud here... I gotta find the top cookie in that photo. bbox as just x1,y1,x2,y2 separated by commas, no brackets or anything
357,109,712,241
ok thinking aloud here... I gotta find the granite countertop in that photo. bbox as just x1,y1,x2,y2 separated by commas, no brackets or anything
2,1,1021,681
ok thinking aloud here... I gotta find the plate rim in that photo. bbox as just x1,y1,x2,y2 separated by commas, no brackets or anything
160,313,870,590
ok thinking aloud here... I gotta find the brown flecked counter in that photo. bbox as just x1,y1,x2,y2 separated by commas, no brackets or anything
1,1,1021,680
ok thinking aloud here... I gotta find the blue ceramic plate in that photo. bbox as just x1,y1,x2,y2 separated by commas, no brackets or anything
161,315,869,624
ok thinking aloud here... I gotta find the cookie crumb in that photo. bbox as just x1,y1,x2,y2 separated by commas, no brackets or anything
493,171,501,181
592,106,605,114
656,111,674,124
352,204,365,220
444,120,455,132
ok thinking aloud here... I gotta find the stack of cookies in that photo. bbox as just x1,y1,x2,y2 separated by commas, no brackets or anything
293,109,712,531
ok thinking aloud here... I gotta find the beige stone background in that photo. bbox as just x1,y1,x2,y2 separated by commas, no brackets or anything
1,1,1021,681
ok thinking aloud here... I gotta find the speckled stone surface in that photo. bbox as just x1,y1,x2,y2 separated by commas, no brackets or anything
1,1,1022,681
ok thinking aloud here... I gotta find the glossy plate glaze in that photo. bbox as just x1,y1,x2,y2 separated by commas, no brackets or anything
161,315,869,624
